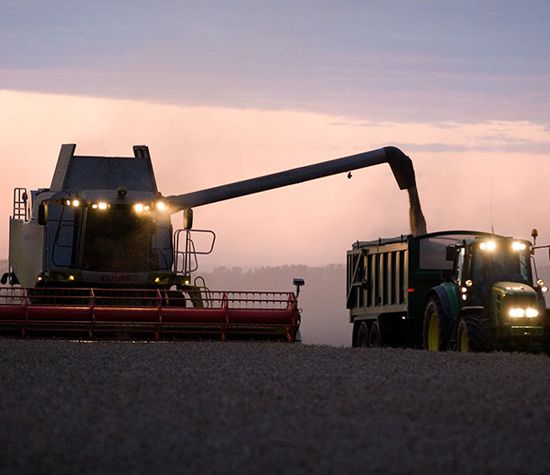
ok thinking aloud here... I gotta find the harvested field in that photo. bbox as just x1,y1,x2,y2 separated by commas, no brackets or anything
1,340,550,474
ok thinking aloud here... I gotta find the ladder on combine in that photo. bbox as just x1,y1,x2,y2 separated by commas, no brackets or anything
13,188,30,222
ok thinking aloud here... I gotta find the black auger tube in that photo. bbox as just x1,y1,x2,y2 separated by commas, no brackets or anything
167,146,416,211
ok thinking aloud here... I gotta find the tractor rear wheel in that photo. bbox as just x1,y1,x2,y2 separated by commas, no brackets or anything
457,314,492,352
423,298,451,351
368,320,382,347
356,321,369,347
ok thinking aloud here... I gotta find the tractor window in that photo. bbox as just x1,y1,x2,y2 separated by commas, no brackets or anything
471,245,531,285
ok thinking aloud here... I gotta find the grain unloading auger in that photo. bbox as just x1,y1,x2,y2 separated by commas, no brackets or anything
0,144,424,340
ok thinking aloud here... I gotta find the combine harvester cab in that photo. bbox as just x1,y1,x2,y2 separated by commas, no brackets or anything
347,231,550,351
0,145,301,341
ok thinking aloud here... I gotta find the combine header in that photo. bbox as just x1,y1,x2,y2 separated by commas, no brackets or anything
1,144,422,340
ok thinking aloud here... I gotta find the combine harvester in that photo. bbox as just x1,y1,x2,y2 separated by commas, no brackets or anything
0,144,421,341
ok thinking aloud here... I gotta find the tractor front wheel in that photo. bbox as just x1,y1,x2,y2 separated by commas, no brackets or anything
457,315,492,352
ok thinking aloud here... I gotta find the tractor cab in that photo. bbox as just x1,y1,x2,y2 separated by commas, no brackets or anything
453,237,535,306
448,236,548,346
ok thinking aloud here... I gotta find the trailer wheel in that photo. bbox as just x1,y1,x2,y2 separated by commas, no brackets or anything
457,315,492,352
368,321,382,347
423,298,450,351
356,322,369,347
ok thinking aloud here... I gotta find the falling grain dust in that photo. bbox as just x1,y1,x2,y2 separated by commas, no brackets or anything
407,185,427,236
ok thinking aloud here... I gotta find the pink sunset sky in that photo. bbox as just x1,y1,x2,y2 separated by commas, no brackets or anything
1,1,549,269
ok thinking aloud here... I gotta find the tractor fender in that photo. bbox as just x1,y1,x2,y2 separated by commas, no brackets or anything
429,282,460,322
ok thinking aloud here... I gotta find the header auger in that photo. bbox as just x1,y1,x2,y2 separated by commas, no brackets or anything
0,144,423,340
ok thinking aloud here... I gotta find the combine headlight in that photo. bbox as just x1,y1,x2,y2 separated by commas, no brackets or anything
133,203,151,213
480,240,497,251
508,307,539,318
92,201,109,210
155,200,168,212
511,241,527,251
65,199,81,207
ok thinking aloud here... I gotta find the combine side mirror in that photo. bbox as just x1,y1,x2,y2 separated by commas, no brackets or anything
38,203,48,225
446,245,456,261
183,208,194,230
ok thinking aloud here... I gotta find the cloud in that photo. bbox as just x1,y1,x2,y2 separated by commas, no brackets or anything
2,2,549,125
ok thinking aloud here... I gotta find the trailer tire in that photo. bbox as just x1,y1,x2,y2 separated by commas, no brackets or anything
356,322,369,347
368,320,382,347
423,298,451,351
457,314,492,352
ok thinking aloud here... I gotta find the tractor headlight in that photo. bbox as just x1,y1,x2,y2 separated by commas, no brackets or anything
508,307,539,319
508,307,525,318
526,308,539,318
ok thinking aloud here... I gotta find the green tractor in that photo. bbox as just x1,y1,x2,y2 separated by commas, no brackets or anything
425,235,549,352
